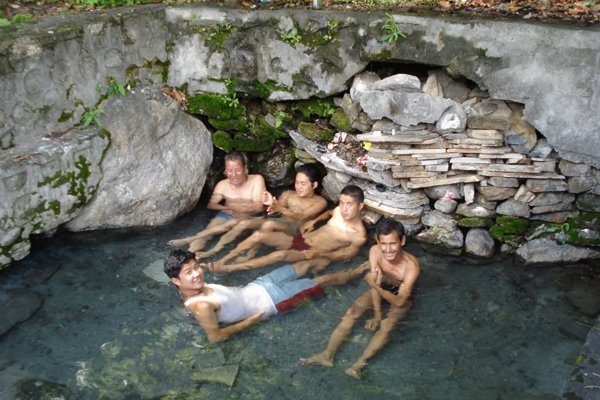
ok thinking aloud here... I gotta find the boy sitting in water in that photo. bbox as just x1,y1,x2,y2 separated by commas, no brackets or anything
301,217,420,379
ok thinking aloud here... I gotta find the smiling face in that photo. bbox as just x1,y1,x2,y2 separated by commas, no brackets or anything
338,194,364,221
171,258,205,292
224,159,248,188
294,172,317,198
376,230,406,262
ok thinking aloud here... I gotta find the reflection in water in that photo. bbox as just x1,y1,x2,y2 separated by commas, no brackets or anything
0,206,598,399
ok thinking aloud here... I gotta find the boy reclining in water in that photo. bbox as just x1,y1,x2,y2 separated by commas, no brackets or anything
164,249,369,344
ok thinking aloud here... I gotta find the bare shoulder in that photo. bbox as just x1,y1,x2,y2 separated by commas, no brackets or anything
404,251,420,272
249,174,266,186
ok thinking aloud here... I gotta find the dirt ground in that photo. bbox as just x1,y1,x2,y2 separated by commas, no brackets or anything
1,0,599,25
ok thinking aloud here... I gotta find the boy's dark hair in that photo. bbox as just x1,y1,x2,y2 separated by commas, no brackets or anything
375,217,405,240
224,151,247,167
340,184,365,203
164,250,196,279
296,163,322,184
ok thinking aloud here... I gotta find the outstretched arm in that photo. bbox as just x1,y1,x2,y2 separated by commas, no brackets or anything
188,301,264,344
300,209,333,233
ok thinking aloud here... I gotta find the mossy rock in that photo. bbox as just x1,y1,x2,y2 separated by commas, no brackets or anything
531,213,600,247
13,378,70,400
187,93,245,119
211,130,234,152
293,98,335,118
240,79,292,100
250,114,288,139
489,216,529,244
231,132,275,153
297,121,335,142
208,117,248,132
457,217,494,229
329,108,354,132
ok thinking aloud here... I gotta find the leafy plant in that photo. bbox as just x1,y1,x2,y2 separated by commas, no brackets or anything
322,19,340,42
0,13,34,25
80,106,106,127
380,13,406,43
107,77,127,96
274,111,287,128
281,27,302,47
201,23,238,48
222,78,240,109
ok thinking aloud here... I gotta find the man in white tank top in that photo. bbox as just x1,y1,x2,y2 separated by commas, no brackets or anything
164,250,368,344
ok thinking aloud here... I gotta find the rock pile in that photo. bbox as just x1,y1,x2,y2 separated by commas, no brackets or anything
289,70,600,262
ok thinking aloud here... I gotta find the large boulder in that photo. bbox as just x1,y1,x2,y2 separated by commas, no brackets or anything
516,238,600,265
67,88,212,230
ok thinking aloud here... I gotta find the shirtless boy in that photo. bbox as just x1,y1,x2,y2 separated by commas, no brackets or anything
301,217,420,379
194,163,327,260
168,151,266,252
209,185,367,274
164,249,369,344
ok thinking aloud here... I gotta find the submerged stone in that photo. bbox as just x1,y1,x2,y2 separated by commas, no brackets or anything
0,289,42,336
190,364,240,387
13,378,70,400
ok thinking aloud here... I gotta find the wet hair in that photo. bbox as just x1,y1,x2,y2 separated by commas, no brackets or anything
296,163,322,184
375,217,405,240
224,151,247,167
340,184,365,203
164,250,196,279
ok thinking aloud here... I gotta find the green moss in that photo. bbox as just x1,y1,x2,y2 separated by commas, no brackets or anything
250,114,288,139
232,131,275,153
211,130,234,152
37,155,93,214
58,110,74,123
293,98,335,118
208,117,248,132
489,216,529,245
297,121,335,142
187,93,245,120
457,217,494,229
329,108,353,132
248,79,292,100
200,23,238,49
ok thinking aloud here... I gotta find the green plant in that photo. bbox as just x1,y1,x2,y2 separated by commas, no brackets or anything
322,19,340,42
80,106,106,127
281,27,302,47
380,13,406,43
0,13,34,25
201,23,238,48
223,78,240,109
274,111,287,128
107,77,126,96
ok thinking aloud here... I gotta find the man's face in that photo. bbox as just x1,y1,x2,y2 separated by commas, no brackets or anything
224,159,247,187
377,231,406,262
171,259,204,291
295,172,316,198
338,194,363,221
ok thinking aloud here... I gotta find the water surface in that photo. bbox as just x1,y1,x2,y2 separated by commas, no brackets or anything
1,206,598,399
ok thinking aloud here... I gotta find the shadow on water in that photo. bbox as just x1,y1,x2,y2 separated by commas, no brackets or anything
1,204,599,399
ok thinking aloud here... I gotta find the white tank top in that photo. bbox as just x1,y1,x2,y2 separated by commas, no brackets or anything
184,283,277,324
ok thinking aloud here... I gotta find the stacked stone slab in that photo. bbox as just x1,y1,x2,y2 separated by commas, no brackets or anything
289,70,599,260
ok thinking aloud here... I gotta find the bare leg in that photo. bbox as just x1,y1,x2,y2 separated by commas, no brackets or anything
233,246,260,263
301,291,372,367
212,249,306,272
196,218,265,259
313,261,369,286
345,303,411,379
216,230,294,267
167,217,237,248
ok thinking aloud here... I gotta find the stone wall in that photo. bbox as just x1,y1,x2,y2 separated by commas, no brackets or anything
1,4,599,268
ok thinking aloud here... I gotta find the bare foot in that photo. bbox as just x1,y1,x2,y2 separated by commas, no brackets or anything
300,353,334,368
233,253,254,263
188,238,207,253
344,367,363,380
167,238,190,247
195,248,217,260
206,261,229,273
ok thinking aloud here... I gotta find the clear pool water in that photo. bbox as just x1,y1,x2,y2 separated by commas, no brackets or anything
1,206,598,400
